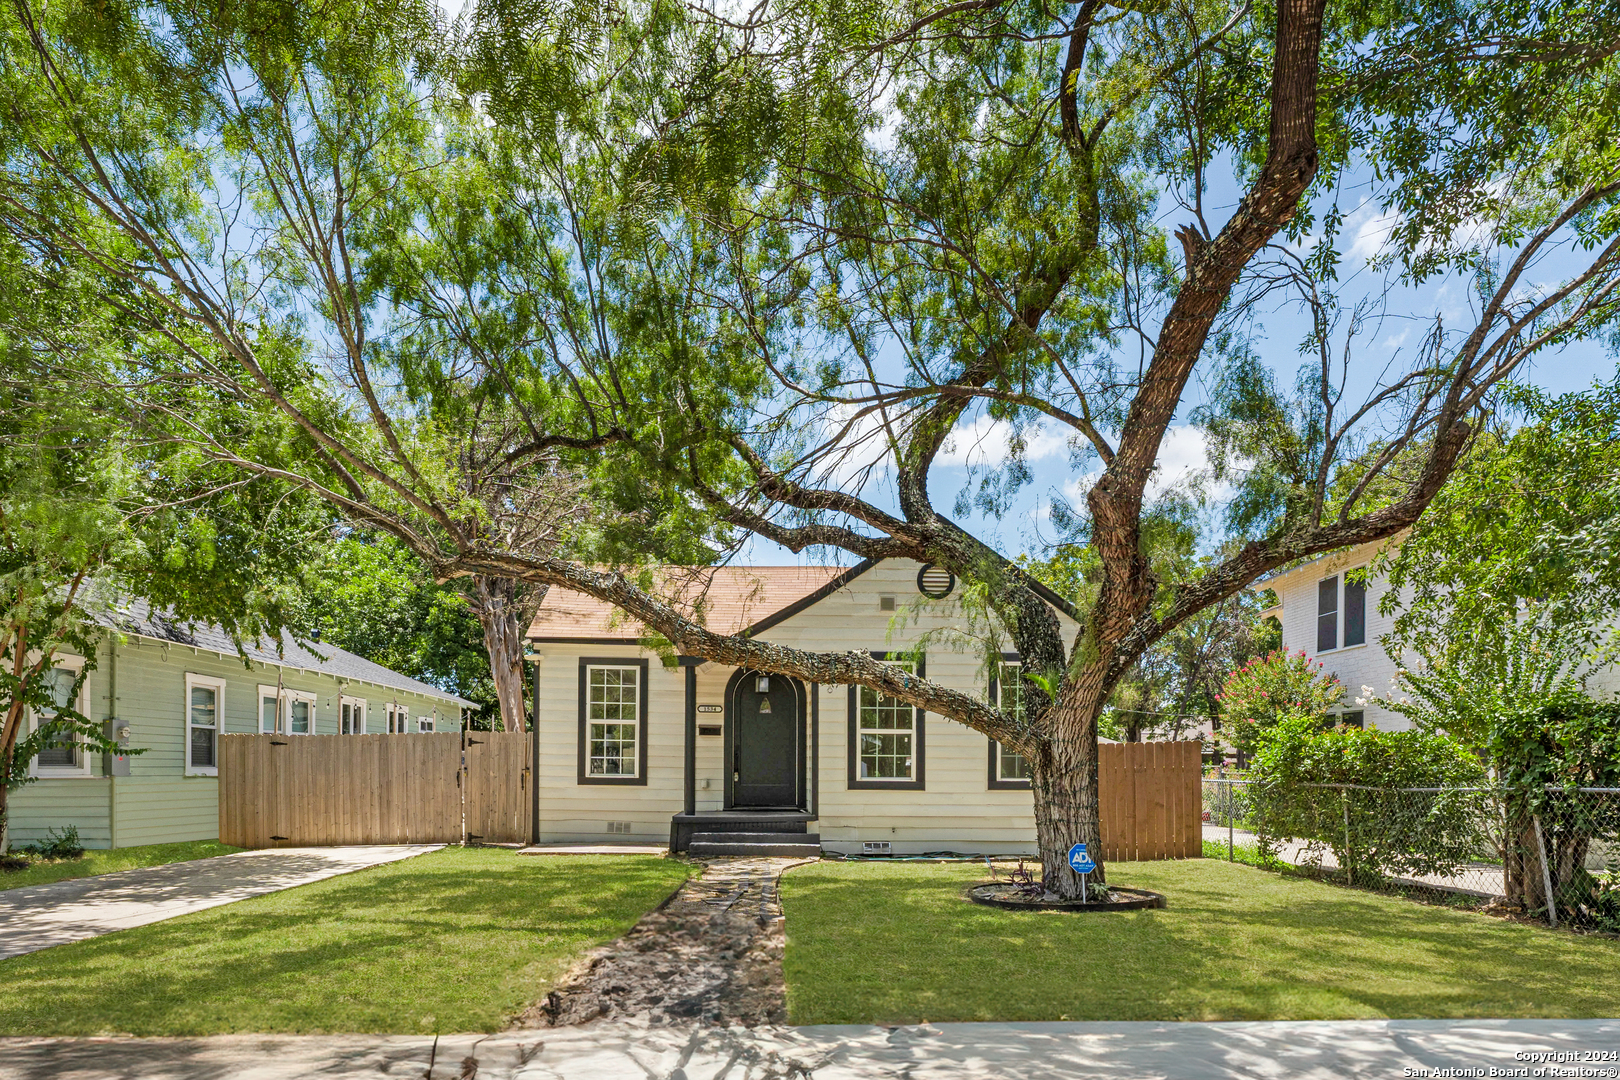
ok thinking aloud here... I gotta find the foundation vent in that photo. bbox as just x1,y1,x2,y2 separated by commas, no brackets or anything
862,841,892,855
606,821,633,835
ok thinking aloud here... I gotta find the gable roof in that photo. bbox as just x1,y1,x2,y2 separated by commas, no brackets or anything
100,599,477,708
526,561,876,642
525,558,1084,643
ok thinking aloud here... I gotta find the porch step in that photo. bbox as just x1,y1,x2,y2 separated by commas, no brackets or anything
687,831,822,857
680,817,809,834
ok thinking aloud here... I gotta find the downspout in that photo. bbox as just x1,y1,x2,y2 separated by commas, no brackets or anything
106,634,118,850
529,651,541,846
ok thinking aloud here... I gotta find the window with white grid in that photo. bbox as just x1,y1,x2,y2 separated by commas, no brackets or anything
32,660,89,776
858,660,916,781
994,662,1032,783
586,665,640,777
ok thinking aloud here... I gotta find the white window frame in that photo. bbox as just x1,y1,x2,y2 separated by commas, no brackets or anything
416,716,435,733
339,695,367,735
257,684,284,734
853,656,923,786
184,672,226,776
584,663,643,779
385,702,410,734
1316,567,1370,654
991,659,1032,787
29,655,91,778
284,688,317,735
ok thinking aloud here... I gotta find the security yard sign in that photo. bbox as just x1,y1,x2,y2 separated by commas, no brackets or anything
1067,842,1095,874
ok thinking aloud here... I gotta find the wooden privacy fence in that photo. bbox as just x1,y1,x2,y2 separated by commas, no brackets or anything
1097,740,1203,860
219,732,530,848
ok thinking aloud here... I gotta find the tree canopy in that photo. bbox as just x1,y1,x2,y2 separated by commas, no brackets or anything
1,0,1617,892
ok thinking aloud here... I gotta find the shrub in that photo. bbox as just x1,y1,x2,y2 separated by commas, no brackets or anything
1246,714,1488,885
1215,649,1344,755
22,824,84,861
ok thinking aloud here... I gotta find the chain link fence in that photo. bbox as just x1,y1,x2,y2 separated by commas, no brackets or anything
1203,777,1620,932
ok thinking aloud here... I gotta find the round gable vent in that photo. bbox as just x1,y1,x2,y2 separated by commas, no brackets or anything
917,564,956,599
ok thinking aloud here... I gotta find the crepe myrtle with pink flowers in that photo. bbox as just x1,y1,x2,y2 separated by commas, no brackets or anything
1216,650,1345,756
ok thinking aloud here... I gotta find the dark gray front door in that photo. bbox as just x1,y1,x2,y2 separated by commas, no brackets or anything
731,673,800,808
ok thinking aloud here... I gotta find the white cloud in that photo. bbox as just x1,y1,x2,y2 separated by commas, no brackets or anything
1062,425,1235,507
936,415,1071,470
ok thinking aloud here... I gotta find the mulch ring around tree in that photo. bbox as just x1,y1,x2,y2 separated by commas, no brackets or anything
517,856,812,1029
968,881,1167,911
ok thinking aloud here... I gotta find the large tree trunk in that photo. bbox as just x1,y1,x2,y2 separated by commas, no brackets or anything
1032,674,1108,899
469,575,532,733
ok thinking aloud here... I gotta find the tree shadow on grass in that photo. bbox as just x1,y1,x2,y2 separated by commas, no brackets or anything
779,860,1620,1024
0,851,687,1035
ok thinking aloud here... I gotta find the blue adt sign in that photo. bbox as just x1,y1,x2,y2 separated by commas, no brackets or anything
1067,842,1096,875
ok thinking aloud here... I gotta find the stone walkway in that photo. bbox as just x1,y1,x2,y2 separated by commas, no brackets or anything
0,845,439,959
6,1019,1619,1079
525,856,808,1027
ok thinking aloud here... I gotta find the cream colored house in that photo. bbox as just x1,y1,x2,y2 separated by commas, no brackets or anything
524,558,1081,855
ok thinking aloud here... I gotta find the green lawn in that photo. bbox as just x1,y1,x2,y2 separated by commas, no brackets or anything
0,840,244,891
0,849,688,1035
781,858,1620,1024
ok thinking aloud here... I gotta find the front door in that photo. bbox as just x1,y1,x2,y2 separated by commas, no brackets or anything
729,672,801,808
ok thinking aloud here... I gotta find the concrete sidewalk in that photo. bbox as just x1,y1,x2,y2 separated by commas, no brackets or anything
0,845,438,959
3,1019,1617,1079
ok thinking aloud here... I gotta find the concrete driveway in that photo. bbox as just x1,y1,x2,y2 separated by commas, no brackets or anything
0,845,438,959
2,1019,1616,1079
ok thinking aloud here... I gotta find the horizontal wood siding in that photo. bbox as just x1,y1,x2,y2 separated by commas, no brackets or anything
532,561,1200,856
15,634,462,849
6,779,112,849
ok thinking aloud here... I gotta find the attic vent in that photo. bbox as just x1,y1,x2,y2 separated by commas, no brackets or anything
917,565,956,599
879,595,897,612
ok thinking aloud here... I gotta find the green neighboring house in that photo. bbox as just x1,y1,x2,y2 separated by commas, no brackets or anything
10,600,475,850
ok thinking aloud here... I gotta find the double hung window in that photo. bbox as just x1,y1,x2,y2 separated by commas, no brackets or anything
285,690,315,734
1316,571,1368,652
185,673,225,775
989,659,1032,787
339,696,366,734
585,666,640,776
33,660,89,776
385,702,410,733
848,653,925,789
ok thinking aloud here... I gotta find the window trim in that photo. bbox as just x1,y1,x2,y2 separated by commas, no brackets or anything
339,695,367,735
847,651,926,791
384,702,410,734
184,672,226,777
1316,567,1370,654
30,655,91,779
416,716,435,733
283,688,317,736
576,657,650,786
987,652,1031,790
257,684,284,734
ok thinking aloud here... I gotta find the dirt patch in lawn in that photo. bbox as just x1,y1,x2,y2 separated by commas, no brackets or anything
518,857,810,1028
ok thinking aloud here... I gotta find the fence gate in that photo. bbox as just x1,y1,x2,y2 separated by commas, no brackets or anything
220,732,526,847
1097,740,1203,860
464,731,530,844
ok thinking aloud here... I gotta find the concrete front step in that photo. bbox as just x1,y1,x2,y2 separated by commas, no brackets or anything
690,841,829,854
690,831,821,846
